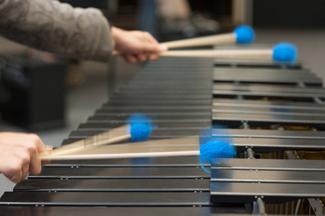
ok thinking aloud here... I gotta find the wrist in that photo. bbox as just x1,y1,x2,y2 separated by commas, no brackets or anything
111,27,125,45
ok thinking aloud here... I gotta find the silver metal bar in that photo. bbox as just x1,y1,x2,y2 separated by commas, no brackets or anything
211,169,325,184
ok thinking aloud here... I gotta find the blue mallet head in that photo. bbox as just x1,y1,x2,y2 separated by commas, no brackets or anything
199,128,236,165
272,42,298,64
234,25,255,44
128,113,154,142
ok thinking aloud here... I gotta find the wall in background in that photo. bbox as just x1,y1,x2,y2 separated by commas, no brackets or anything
253,0,325,28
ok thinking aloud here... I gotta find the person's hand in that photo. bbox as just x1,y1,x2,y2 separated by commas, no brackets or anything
112,27,167,63
0,132,52,183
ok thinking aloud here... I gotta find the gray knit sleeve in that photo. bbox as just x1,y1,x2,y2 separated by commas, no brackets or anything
0,0,114,61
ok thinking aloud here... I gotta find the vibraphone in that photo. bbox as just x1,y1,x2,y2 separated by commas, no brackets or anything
0,56,325,215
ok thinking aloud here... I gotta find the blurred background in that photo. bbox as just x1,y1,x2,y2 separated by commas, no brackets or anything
1,0,325,193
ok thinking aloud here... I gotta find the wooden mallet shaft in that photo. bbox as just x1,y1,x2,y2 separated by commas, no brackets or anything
40,125,130,158
161,25,255,49
160,49,273,60
161,33,236,49
40,136,199,161
41,114,153,159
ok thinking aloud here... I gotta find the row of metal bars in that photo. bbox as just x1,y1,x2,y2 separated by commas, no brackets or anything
243,124,324,215
241,80,324,215
203,61,325,215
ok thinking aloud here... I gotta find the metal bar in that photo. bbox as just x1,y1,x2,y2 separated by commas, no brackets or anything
213,89,325,99
212,106,325,117
213,99,324,110
213,83,325,94
210,182,325,203
211,170,325,184
0,191,211,207
14,178,209,192
29,166,208,179
0,206,252,215
213,68,322,85
213,159,325,171
212,113,325,127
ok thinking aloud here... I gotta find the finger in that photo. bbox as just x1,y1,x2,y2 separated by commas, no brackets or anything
133,54,143,63
12,149,30,182
39,146,53,165
29,134,46,153
142,33,167,53
124,54,137,63
21,163,29,180
149,53,159,61
142,43,161,53
29,150,42,175
137,36,161,54
8,168,22,183
137,53,148,62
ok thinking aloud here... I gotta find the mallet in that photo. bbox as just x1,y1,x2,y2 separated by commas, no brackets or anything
40,130,236,165
161,25,255,49
161,42,298,64
40,113,154,159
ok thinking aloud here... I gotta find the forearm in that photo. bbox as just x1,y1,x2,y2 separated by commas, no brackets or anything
0,0,113,61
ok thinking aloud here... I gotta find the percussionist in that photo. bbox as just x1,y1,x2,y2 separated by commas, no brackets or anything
0,0,166,183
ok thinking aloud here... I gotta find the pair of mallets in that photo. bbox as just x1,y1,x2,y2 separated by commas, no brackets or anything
42,27,296,162
160,25,298,64
41,114,235,165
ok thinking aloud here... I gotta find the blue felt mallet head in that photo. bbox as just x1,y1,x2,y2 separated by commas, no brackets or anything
199,128,236,165
272,42,298,64
128,113,154,142
234,25,255,45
